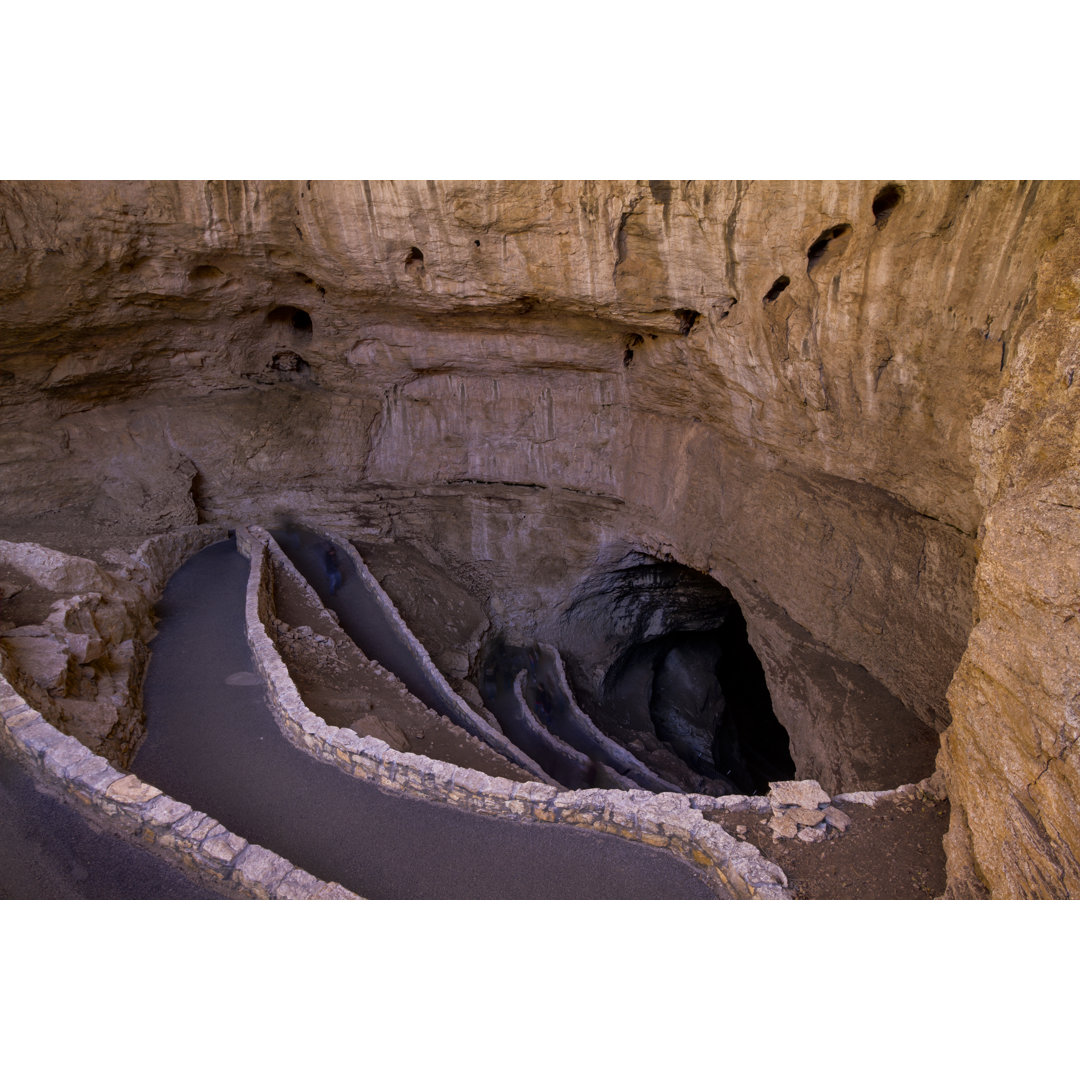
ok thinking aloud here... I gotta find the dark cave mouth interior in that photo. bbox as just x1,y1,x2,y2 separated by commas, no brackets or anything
476,554,796,796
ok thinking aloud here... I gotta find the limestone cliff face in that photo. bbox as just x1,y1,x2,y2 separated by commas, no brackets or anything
1,180,1076,895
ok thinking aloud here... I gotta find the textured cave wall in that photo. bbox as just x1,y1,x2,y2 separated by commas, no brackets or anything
1,179,1077,895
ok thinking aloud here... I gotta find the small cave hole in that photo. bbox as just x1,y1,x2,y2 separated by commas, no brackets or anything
623,350,634,367
872,183,904,228
474,239,481,247
763,275,790,303
674,308,701,335
405,246,425,269
266,305,313,337
190,471,208,522
188,265,224,284
807,223,853,272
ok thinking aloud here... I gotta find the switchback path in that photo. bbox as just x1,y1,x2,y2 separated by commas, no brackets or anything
132,541,718,900
0,737,225,900
273,528,465,720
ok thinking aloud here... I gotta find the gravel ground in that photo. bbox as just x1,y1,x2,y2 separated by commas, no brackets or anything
704,790,949,899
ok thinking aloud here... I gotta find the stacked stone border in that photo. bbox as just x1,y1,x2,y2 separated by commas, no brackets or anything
536,642,684,793
239,526,792,900
263,529,540,779
0,667,358,900
509,667,601,786
0,526,359,900
323,528,558,784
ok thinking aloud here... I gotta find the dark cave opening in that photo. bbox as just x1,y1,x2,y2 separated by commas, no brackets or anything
674,308,701,335
266,305,314,336
557,555,796,795
617,617,794,794
872,183,904,227
609,614,795,795
474,555,796,795
764,275,791,303
188,264,224,284
806,223,852,272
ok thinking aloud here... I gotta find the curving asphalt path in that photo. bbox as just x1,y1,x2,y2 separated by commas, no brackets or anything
131,540,719,900
0,736,225,900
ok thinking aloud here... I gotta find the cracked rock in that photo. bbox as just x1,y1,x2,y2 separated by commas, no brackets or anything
769,815,798,839
768,779,832,810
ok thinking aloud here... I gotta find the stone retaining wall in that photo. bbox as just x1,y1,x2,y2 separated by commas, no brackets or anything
0,527,360,900
0,663,357,900
323,529,558,784
538,642,683,793
0,666,357,899
261,530,537,775
510,667,600,787
239,528,791,900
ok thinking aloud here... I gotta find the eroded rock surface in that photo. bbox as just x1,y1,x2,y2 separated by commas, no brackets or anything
1,180,1077,896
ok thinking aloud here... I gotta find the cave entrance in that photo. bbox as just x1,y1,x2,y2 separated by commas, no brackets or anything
559,554,797,796
611,615,795,795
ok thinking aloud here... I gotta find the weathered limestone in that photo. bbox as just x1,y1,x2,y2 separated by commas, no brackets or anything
0,524,229,765
1,180,1077,896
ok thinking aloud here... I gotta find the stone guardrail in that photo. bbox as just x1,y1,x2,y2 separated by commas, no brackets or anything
0,526,359,900
510,667,599,787
536,642,684,793
260,528,534,774
238,527,791,900
0,663,358,900
322,528,559,785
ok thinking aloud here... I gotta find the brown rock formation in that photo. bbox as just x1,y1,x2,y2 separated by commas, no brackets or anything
0,179,1076,896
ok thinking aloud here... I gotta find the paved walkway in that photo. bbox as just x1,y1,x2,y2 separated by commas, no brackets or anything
132,540,719,899
0,737,225,900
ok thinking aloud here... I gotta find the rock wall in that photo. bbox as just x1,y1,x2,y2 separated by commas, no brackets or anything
1,180,1077,895
0,524,228,766
940,223,1080,898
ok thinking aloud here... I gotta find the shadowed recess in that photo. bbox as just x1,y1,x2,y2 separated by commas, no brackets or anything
266,305,313,336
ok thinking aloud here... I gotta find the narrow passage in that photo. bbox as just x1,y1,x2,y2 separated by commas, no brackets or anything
132,541,719,900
